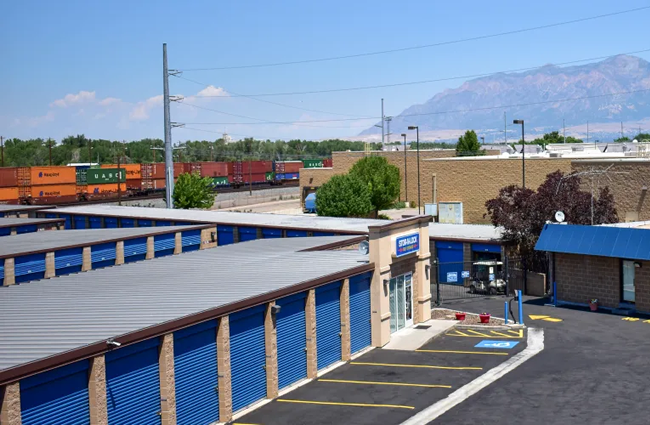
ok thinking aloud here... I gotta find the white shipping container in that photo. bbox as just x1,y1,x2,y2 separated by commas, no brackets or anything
438,202,463,224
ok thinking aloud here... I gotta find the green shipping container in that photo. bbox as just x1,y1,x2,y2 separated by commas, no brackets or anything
86,168,125,184
76,169,87,184
302,159,324,168
265,172,275,181
211,176,229,186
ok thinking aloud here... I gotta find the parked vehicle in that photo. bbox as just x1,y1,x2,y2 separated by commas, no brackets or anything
468,261,506,295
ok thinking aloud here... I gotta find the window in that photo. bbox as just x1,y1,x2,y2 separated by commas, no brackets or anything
622,260,635,303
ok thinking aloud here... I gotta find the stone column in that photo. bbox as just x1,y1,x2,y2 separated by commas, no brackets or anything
89,355,108,425
2,258,15,286
10,228,17,236
368,228,392,347
200,227,218,250
174,233,182,255
417,223,432,323
44,252,55,279
233,227,240,244
340,279,351,361
146,236,154,260
265,302,278,398
115,242,125,266
305,289,317,378
217,317,232,422
0,382,21,425
159,334,176,425
82,247,92,272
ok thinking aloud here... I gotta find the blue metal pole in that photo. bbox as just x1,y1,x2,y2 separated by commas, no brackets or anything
518,290,524,325
553,281,557,307
505,301,509,325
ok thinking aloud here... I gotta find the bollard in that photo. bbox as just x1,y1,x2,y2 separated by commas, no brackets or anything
504,301,509,325
518,290,524,325
553,281,557,307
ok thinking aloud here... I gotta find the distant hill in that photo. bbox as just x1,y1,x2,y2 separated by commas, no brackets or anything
360,55,650,139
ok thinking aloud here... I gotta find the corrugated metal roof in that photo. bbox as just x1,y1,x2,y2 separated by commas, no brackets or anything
48,205,502,241
0,204,53,212
0,236,367,373
0,217,63,228
535,223,650,260
0,225,208,258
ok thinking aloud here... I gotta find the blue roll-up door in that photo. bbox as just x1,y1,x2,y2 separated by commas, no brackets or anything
174,320,219,425
350,273,372,353
120,218,135,228
0,259,4,286
155,220,172,226
239,226,258,242
287,229,308,238
472,243,501,254
45,213,57,219
91,242,116,269
276,292,307,389
181,229,201,252
106,338,160,424
139,219,153,227
105,217,118,228
17,224,38,234
262,228,282,239
54,247,83,275
436,241,464,285
89,216,103,229
217,225,234,246
230,305,267,412
124,237,148,263
0,227,10,237
154,233,175,257
73,216,87,229
313,232,335,237
20,360,90,425
316,281,342,370
15,253,46,283
58,214,72,229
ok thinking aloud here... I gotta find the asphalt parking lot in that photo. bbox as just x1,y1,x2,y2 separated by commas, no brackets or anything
231,329,527,425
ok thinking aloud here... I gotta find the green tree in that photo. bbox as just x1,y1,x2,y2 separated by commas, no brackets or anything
315,174,373,218
455,130,481,156
172,172,215,209
614,136,630,143
531,131,583,146
349,156,401,216
634,133,650,142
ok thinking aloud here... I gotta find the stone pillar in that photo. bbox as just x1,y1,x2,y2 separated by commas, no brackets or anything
416,223,432,323
340,279,351,361
368,229,392,348
256,227,263,239
159,333,176,425
264,302,278,398
89,355,108,425
44,252,55,279
82,247,92,272
174,233,182,255
200,227,218,250
2,258,15,286
233,227,240,244
146,236,154,260
305,289,317,379
217,317,232,423
10,228,17,236
115,242,125,266
0,382,20,425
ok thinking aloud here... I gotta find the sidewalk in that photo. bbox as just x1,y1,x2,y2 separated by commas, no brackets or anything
382,320,457,351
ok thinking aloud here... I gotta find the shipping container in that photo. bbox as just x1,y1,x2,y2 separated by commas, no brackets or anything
86,168,125,184
102,164,142,180
211,176,229,186
275,161,302,174
239,173,271,184
141,163,166,180
29,166,76,186
0,187,19,201
323,158,333,168
191,162,229,178
27,184,78,204
154,179,166,190
237,161,273,174
76,169,87,185
84,183,127,199
0,168,18,187
302,159,324,168
174,163,191,178
127,178,142,191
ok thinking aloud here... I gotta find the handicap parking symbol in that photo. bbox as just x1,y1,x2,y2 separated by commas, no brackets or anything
475,340,519,349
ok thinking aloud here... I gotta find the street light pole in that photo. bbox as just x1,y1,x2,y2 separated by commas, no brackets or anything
401,133,408,203
408,126,421,214
513,120,525,189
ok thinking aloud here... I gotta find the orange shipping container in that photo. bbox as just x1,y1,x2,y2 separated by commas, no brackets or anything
101,164,142,180
85,183,127,195
31,184,78,198
0,187,19,201
30,166,76,185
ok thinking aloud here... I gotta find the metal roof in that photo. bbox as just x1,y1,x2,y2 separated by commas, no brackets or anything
49,205,503,242
0,204,55,213
0,217,63,228
535,223,650,261
0,225,209,259
0,236,368,375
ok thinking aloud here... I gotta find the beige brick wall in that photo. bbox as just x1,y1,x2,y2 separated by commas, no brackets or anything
632,260,650,313
264,303,278,399
340,279,351,361
0,382,21,425
89,355,108,425
305,289,317,379
555,253,620,308
159,333,176,425
217,317,232,422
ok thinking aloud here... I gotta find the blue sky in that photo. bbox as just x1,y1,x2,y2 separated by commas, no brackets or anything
2,0,649,142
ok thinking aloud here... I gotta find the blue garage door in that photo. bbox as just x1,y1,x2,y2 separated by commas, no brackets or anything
154,233,175,257
17,224,38,234
276,293,307,389
287,230,308,238
91,242,116,269
156,220,172,226
436,241,464,285
230,305,267,412
58,214,72,229
89,216,103,229
239,226,257,242
124,237,148,263
174,320,219,425
20,360,90,425
316,281,342,370
45,213,57,219
472,243,501,254
106,338,160,424
0,259,4,286
181,229,201,252
15,253,46,283
313,232,335,237
139,219,153,227
0,227,10,237
55,247,83,275
73,216,87,229
105,217,118,228
120,218,135,228
217,225,234,246
350,272,372,354
262,228,282,239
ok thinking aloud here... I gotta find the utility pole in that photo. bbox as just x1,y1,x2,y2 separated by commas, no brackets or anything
117,141,123,206
563,118,566,143
401,133,408,203
381,98,385,146
88,139,92,165
621,122,624,140
163,43,174,208
0,136,3,167
386,116,392,145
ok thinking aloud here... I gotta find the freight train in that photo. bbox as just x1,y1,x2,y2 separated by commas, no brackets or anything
0,159,332,205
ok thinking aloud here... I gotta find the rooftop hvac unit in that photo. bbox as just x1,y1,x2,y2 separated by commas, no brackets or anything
549,152,563,158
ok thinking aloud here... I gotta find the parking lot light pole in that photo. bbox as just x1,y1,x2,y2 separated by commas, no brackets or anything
513,119,525,189
407,126,421,214
401,133,408,203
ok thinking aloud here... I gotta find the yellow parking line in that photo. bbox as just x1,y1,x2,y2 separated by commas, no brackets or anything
490,330,514,338
507,329,523,336
319,379,452,389
350,362,482,370
466,329,490,337
233,423,261,425
446,329,470,337
277,399,414,410
416,349,508,356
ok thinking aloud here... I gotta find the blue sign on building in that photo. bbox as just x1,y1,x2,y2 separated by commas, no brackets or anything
461,271,470,278
475,340,519,349
447,272,458,283
395,233,419,257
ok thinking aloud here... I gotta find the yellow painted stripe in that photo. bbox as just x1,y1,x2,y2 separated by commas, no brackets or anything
490,330,514,338
507,329,523,336
466,329,490,337
350,362,482,370
416,349,508,356
233,423,262,425
277,399,414,410
543,318,563,322
319,379,452,388
447,330,470,337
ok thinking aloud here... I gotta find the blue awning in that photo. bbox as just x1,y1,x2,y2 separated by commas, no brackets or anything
535,224,650,261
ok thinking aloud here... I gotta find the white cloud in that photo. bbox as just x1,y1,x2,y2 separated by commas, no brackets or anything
11,111,55,128
196,85,229,98
50,91,96,108
99,97,121,106
129,95,164,121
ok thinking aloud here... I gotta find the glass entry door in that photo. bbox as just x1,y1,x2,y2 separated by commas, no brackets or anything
389,273,414,333
622,260,636,303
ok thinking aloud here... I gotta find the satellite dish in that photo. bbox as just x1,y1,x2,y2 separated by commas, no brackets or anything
555,211,565,223
358,240,369,255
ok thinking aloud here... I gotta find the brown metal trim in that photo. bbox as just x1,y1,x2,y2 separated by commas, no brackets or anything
368,215,433,232
0,262,375,386
299,235,367,252
428,236,505,245
0,218,65,229
0,224,214,260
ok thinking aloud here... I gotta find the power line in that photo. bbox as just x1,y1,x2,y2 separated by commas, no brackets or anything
180,6,650,71
189,48,650,98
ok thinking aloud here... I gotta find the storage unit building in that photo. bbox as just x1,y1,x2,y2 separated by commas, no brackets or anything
0,217,63,237
0,204,55,218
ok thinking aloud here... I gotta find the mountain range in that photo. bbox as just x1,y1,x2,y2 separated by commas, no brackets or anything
359,55,650,141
